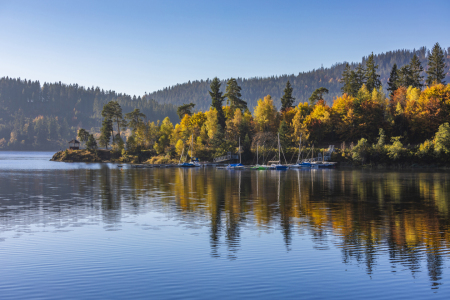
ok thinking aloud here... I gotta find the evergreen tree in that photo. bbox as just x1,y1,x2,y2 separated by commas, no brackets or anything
426,42,447,85
280,81,295,112
209,77,226,129
387,63,399,96
354,63,366,91
125,108,146,132
397,65,412,88
278,118,290,150
224,78,247,111
340,63,353,95
409,53,424,89
85,134,97,151
309,87,329,105
102,101,126,143
341,63,360,97
348,70,358,97
98,119,112,149
211,123,228,156
176,103,195,119
126,135,137,151
242,133,252,161
365,52,381,91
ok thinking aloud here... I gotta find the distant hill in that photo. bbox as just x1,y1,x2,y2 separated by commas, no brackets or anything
147,46,450,111
0,79,178,150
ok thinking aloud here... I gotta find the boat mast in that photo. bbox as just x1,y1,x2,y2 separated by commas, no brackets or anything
179,147,184,163
239,136,241,164
191,134,194,161
256,142,258,165
278,132,281,163
297,134,302,162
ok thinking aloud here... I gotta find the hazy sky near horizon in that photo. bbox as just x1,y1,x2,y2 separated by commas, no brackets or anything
0,0,449,96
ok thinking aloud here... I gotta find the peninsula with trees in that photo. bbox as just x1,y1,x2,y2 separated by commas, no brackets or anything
50,43,450,167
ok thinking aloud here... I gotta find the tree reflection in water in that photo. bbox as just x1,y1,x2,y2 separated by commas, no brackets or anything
1,167,450,288
147,168,450,288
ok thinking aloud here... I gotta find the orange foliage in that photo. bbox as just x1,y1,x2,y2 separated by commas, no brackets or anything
303,101,333,142
332,94,385,141
390,86,407,115
281,107,296,125
404,84,450,139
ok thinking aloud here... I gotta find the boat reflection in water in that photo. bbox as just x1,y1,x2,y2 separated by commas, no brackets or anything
1,165,450,290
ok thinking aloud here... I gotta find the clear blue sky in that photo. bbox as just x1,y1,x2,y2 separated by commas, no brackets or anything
0,0,448,96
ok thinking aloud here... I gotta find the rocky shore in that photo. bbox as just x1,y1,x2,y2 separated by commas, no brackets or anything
50,149,112,162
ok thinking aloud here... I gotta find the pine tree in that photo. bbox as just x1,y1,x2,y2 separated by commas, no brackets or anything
102,101,126,144
397,65,412,88
365,52,381,91
176,103,195,119
224,78,247,111
280,81,295,112
309,87,329,105
209,77,226,129
387,63,399,96
98,119,112,149
125,108,146,132
348,70,358,97
340,63,353,95
426,42,446,85
355,63,366,91
409,53,424,89
85,134,97,151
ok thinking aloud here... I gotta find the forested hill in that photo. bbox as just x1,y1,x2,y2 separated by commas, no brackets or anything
0,78,178,150
147,46,450,111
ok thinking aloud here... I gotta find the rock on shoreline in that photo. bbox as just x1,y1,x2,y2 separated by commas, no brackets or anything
51,149,112,162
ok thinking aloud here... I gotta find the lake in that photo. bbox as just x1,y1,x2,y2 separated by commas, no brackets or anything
0,151,449,299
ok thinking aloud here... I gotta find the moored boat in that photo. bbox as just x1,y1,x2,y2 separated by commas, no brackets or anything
227,163,244,169
269,133,288,170
179,162,196,168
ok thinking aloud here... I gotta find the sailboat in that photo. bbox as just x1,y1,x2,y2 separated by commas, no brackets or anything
269,133,288,170
291,135,312,168
189,135,201,167
251,143,269,170
178,135,196,167
226,137,244,169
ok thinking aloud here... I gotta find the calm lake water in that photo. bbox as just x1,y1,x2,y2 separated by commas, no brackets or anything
1,152,450,299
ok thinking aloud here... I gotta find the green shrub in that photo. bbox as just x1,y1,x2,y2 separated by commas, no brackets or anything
386,136,405,161
433,123,450,156
351,138,370,164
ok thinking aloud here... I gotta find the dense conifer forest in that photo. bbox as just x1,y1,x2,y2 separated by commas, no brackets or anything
147,47,450,110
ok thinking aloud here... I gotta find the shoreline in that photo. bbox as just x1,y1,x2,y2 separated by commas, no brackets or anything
49,149,450,170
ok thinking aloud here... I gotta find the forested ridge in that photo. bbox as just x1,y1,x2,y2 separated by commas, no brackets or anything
1,45,449,151
0,79,178,150
148,46,450,110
